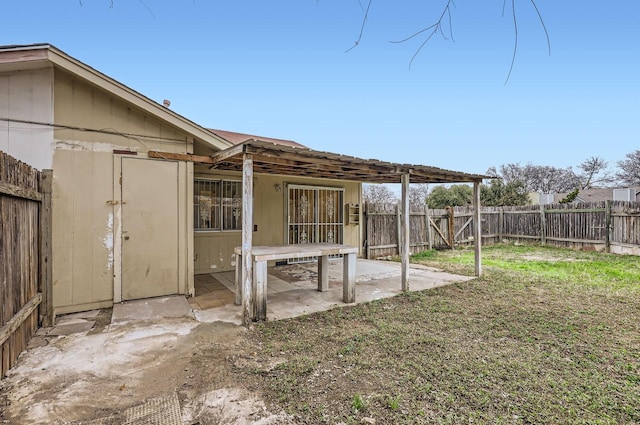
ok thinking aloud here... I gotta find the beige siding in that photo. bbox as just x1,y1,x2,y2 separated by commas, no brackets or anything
194,166,362,273
51,70,197,313
0,68,54,169
52,149,113,313
53,70,192,154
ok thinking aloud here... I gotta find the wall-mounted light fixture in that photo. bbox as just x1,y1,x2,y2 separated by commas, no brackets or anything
274,183,283,192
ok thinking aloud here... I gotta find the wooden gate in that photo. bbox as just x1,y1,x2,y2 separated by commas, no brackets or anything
0,151,52,377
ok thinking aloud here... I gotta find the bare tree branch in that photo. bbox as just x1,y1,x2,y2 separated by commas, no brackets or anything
504,0,550,84
346,0,373,53
389,0,454,69
506,0,518,84
80,0,155,17
347,0,550,82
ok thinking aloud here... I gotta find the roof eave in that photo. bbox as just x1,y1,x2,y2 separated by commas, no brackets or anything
0,43,232,151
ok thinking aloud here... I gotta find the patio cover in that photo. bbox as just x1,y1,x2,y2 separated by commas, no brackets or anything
149,140,491,324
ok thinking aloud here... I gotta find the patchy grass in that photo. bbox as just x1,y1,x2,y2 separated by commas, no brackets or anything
241,245,640,424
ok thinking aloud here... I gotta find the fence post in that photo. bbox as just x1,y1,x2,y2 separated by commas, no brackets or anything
605,200,611,253
446,206,455,249
498,207,503,241
364,202,370,259
39,170,54,327
396,204,402,257
539,204,547,246
425,204,432,251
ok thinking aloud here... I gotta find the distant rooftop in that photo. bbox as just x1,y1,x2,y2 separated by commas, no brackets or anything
208,128,305,148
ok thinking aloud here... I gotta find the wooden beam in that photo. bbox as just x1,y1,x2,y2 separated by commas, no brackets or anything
401,173,410,291
454,216,474,240
39,170,54,327
429,217,452,249
209,144,245,164
473,181,482,277
147,150,218,164
0,180,42,202
241,153,254,325
0,293,42,346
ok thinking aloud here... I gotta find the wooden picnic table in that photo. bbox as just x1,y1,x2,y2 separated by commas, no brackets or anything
234,243,358,321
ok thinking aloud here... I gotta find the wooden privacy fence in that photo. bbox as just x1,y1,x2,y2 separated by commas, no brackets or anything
0,151,52,377
364,201,640,258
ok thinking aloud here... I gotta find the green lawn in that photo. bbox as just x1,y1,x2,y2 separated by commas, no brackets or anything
241,245,640,424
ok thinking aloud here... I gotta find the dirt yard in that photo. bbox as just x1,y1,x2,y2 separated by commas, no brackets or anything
0,312,293,424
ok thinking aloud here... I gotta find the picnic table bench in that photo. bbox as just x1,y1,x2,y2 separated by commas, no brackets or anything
234,243,358,321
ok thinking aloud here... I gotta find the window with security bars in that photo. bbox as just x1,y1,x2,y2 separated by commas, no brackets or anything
194,179,242,231
287,185,344,263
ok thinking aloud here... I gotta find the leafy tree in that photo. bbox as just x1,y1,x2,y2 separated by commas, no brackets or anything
425,185,472,208
616,150,640,186
363,184,397,204
480,179,529,206
559,188,579,203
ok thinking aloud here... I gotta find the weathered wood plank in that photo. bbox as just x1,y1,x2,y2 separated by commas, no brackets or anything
473,182,482,277
343,252,356,303
39,170,53,326
241,154,254,325
148,150,218,164
0,293,41,346
401,174,410,291
0,180,42,201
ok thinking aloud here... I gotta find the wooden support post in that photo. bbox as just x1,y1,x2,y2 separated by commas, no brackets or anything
364,202,371,260
401,174,410,291
343,252,356,303
241,154,254,325
39,170,53,327
473,181,482,277
318,255,329,292
539,204,547,245
234,253,242,305
396,204,402,257
253,260,267,321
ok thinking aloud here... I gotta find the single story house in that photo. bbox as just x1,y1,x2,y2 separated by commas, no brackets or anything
1,44,487,323
531,187,640,205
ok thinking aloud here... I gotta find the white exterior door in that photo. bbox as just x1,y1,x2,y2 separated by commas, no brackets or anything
121,157,179,300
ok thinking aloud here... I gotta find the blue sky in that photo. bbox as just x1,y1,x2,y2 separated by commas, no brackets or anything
3,1,639,175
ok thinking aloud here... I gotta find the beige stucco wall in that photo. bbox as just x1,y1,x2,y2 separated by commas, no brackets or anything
0,67,54,170
52,69,195,314
194,165,362,274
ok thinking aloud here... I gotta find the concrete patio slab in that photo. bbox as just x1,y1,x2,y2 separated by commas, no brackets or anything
111,295,194,325
195,259,474,324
